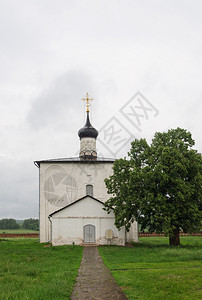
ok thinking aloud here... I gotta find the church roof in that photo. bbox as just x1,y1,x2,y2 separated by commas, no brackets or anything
78,111,98,139
49,195,105,217
34,156,115,167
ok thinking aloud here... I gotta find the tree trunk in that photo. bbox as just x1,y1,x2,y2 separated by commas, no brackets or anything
169,228,180,246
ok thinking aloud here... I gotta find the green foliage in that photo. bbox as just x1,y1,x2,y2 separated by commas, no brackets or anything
0,239,83,299
0,218,19,230
104,128,202,245
99,236,202,300
16,220,24,228
23,218,39,231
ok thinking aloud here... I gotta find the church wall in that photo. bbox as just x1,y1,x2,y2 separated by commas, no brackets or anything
39,161,114,242
52,196,111,218
98,218,125,246
51,217,125,246
127,222,139,243
50,197,125,246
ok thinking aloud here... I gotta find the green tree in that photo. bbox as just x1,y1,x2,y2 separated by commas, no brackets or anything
0,218,19,229
104,128,202,246
23,218,39,231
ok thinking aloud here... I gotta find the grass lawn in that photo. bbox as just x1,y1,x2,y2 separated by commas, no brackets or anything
99,236,202,300
0,239,83,300
0,229,39,234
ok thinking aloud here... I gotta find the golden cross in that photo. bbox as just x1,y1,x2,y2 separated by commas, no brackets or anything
81,92,94,112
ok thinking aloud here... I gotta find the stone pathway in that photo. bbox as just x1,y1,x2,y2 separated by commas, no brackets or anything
71,246,128,300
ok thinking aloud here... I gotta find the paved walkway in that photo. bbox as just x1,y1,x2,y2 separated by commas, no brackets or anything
71,246,128,300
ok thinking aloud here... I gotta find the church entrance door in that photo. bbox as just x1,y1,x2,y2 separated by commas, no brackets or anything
83,224,95,243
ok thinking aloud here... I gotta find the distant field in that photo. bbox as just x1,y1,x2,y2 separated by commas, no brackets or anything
0,239,83,299
99,236,202,300
0,229,39,234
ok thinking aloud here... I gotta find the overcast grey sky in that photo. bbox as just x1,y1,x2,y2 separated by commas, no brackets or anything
0,0,201,219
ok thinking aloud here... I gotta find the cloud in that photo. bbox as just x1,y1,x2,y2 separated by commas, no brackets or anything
27,70,95,130
0,158,38,219
0,0,202,220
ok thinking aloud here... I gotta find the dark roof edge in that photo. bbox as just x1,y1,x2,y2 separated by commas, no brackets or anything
34,156,116,167
49,195,105,217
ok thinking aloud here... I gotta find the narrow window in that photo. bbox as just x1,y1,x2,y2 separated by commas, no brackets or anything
86,184,93,197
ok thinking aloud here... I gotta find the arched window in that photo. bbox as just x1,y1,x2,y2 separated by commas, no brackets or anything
86,184,93,197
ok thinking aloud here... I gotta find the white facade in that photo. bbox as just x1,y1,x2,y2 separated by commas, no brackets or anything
37,160,115,242
50,196,125,246
35,158,138,245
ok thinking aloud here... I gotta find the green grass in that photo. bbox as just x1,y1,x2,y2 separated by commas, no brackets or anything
0,229,39,234
99,236,202,300
0,239,83,299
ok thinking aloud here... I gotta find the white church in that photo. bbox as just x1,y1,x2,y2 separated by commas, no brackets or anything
34,94,138,246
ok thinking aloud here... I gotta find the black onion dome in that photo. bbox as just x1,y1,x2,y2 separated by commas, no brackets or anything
78,112,98,139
